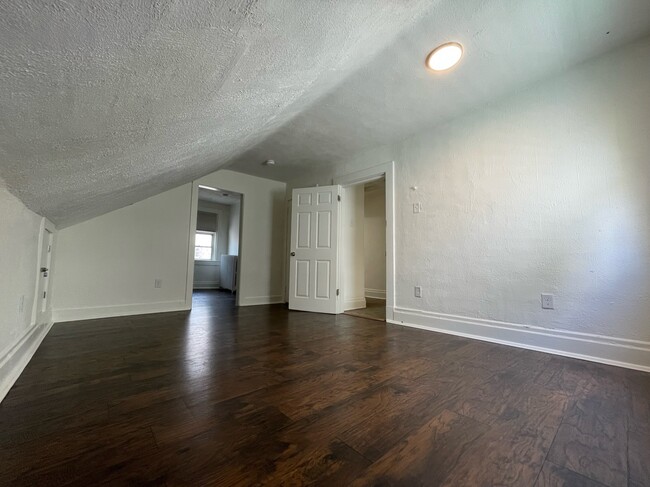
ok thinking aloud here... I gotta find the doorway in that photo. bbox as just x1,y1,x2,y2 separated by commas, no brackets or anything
286,161,395,319
341,178,386,322
191,185,242,307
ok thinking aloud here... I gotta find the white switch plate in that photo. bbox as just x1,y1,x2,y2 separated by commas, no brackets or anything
18,295,25,314
414,286,422,298
154,279,163,289
413,202,422,214
541,293,554,309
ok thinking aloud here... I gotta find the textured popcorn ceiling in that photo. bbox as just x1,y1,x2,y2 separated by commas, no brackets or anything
1,0,650,227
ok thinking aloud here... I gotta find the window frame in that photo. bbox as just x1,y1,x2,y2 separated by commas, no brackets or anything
194,230,217,261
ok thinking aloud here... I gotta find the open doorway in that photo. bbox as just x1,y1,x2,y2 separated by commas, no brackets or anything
191,185,242,309
342,177,386,322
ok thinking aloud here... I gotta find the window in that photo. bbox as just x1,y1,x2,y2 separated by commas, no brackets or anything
195,231,216,261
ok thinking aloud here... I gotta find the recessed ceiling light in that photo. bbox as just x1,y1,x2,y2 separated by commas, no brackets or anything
426,42,463,71
199,185,219,191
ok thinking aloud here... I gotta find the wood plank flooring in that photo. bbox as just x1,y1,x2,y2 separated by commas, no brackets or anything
1,290,648,486
344,298,386,322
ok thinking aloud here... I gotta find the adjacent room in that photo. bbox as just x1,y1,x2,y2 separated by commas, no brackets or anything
1,1,649,485
193,185,241,307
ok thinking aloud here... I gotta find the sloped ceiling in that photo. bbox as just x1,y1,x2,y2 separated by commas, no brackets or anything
1,0,650,227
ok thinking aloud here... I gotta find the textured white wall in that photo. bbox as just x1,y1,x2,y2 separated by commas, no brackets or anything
341,184,366,310
0,184,44,357
53,184,193,319
292,38,650,343
364,184,386,297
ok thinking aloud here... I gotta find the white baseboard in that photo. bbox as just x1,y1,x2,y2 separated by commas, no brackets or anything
365,288,386,300
344,297,367,311
0,321,54,403
239,295,284,306
53,300,188,322
388,307,650,373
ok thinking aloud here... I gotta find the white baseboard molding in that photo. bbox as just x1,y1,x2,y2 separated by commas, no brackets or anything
365,288,386,300
53,300,188,323
239,295,284,306
389,307,650,373
344,297,367,311
0,321,54,403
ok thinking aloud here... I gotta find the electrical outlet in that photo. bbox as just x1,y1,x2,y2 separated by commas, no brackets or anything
413,202,422,214
154,279,163,289
541,293,554,309
414,286,422,298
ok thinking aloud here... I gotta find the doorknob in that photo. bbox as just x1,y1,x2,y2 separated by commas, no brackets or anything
40,267,48,273
290,252,296,257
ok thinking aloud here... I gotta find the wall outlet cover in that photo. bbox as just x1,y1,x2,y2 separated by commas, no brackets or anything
415,286,422,298
541,293,554,309
154,279,163,289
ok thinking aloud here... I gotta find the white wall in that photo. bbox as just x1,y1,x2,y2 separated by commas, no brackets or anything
228,199,241,256
364,182,386,299
196,170,286,306
193,201,230,289
289,38,650,370
53,170,286,320
53,184,193,321
0,183,54,401
341,184,366,310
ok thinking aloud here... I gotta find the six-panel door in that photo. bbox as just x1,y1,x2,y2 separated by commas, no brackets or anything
288,185,340,314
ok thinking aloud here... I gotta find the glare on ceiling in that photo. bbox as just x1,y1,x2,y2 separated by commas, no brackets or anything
426,42,463,71
198,185,219,191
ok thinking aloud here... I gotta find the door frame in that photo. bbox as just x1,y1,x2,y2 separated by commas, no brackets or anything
334,161,395,319
185,181,244,308
32,218,56,326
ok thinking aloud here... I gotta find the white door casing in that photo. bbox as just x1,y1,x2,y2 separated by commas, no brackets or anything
36,229,53,321
288,185,341,314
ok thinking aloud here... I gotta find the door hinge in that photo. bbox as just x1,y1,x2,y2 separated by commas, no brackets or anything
336,289,340,296
337,195,341,202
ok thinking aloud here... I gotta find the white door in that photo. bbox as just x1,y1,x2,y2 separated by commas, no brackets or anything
36,229,53,321
289,185,341,314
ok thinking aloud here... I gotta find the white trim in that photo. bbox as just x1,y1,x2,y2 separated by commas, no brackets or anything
53,300,188,323
388,307,650,372
365,288,386,300
0,321,54,403
239,295,284,306
32,218,57,327
335,161,395,320
184,181,199,308
344,298,367,311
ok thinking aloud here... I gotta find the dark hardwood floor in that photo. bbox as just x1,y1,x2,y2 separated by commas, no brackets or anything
1,290,648,486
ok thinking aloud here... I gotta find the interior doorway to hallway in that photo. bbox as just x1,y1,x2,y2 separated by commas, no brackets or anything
342,177,386,322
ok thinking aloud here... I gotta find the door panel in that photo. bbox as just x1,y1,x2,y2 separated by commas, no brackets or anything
289,185,340,314
316,211,331,248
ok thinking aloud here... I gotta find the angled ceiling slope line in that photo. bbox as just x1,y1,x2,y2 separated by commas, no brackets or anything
0,0,435,227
